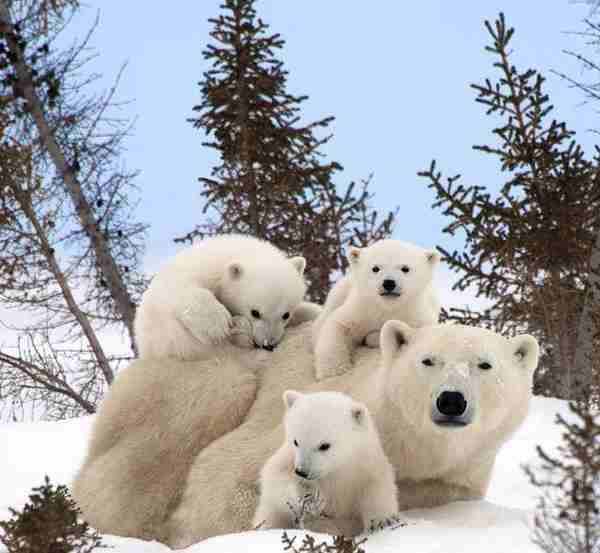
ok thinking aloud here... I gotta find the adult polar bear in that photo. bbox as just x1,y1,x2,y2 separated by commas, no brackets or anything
72,321,539,548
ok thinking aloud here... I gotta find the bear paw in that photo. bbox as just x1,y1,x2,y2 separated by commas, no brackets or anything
229,316,254,349
366,514,408,534
178,291,233,344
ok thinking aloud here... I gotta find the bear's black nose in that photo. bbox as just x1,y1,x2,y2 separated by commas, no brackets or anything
436,391,467,417
295,468,309,479
262,344,275,352
382,279,396,292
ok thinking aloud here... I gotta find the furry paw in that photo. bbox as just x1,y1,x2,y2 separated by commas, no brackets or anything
366,514,408,534
177,290,232,344
229,316,254,349
287,490,327,529
363,330,380,348
289,302,322,327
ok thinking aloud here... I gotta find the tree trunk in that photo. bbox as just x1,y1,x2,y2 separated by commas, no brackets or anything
573,227,600,399
0,2,137,354
12,182,114,385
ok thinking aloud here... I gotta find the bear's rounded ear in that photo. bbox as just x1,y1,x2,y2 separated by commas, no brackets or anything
426,249,441,265
508,334,539,375
347,247,362,266
283,390,303,409
350,403,366,426
228,262,243,280
289,256,306,276
380,320,415,370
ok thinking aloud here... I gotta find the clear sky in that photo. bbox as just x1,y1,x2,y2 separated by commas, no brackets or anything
68,1,597,274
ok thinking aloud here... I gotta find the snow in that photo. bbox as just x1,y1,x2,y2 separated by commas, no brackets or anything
0,396,568,553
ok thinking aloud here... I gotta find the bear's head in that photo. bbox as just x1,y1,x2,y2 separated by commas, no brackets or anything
221,256,307,350
347,240,440,306
378,321,539,448
282,390,371,481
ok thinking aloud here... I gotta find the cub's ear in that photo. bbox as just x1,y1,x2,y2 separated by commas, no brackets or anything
289,256,306,276
283,390,303,409
227,262,243,280
380,320,415,370
508,334,539,375
350,402,366,426
347,246,362,266
426,249,441,265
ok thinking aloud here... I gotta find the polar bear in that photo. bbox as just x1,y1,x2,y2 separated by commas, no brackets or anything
134,234,320,360
72,321,539,547
312,239,441,380
253,390,398,533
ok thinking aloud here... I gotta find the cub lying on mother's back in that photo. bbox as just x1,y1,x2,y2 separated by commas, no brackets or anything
312,239,441,380
254,390,399,533
135,234,319,360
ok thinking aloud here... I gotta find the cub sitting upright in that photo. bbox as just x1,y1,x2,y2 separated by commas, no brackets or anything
312,239,441,380
253,390,399,533
135,235,316,360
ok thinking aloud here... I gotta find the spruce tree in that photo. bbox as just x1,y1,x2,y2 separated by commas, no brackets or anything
181,0,396,301
525,401,600,553
419,13,600,398
0,476,104,553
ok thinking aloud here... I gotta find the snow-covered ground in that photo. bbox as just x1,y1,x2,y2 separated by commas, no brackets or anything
0,397,567,552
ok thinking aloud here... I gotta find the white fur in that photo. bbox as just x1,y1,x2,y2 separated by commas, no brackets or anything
135,235,311,360
312,239,441,379
253,391,398,532
374,321,539,498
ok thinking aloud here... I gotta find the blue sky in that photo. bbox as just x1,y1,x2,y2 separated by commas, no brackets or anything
69,1,597,272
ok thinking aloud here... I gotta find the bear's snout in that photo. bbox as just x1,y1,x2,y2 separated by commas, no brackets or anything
436,391,467,417
294,468,309,479
382,279,397,292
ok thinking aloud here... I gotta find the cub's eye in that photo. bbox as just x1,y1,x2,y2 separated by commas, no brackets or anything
282,312,290,320
251,309,261,319
401,265,410,274
478,361,492,371
318,443,331,452
422,357,434,367
372,266,380,273
293,439,299,447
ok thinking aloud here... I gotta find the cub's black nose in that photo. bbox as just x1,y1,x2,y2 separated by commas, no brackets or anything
436,391,467,417
262,344,275,352
382,279,396,292
295,468,309,479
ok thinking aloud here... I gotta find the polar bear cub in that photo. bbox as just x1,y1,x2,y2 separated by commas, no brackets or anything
253,390,399,532
312,239,441,380
135,234,317,360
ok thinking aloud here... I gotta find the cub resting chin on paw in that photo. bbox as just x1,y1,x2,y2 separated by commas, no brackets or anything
253,390,399,533
312,239,441,380
134,234,321,360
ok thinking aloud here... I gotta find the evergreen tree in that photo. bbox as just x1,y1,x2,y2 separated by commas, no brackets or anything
525,401,600,553
180,0,396,301
419,13,600,398
0,476,104,553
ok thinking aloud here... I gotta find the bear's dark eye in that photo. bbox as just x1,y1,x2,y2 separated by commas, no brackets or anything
401,265,410,274
372,266,380,273
251,309,261,319
422,357,434,367
282,312,290,320
478,361,492,371
293,439,298,447
318,443,331,452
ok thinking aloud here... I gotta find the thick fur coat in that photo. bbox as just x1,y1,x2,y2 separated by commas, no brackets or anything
253,391,398,532
72,321,538,548
134,234,316,360
312,240,441,380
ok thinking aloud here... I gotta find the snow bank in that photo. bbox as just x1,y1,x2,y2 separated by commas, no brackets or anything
1,397,566,552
